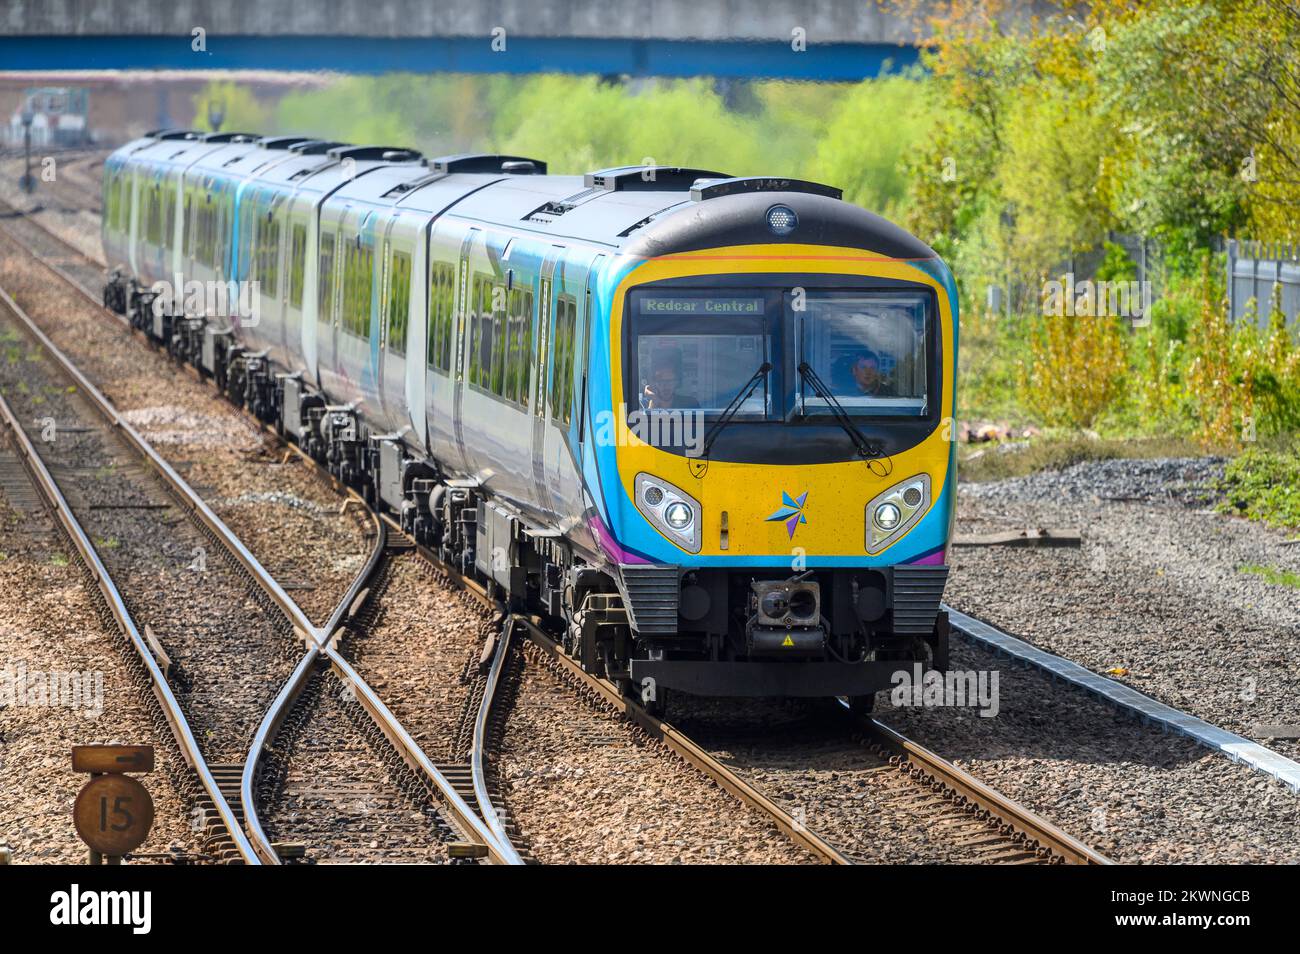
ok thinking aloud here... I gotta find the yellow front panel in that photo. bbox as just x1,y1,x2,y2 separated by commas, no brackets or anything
611,244,955,559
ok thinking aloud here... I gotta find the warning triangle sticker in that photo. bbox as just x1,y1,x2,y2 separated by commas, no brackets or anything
782,634,795,647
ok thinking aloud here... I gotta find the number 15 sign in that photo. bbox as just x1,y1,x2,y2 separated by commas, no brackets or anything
71,745,155,861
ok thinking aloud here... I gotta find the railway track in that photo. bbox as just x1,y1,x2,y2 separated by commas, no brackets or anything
0,275,515,864
0,185,1109,865
0,301,257,863
383,513,1107,864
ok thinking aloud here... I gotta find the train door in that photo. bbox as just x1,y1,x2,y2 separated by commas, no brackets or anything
529,247,563,519
377,214,418,437
299,191,324,381
403,216,429,445
423,220,459,464
450,227,480,474
332,204,375,410
280,199,310,373
127,164,142,278
543,252,603,529
315,210,342,395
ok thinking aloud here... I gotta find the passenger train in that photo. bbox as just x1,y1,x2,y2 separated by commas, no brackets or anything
101,130,958,712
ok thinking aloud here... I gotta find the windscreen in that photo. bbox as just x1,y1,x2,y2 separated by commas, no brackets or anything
629,293,773,418
797,292,928,416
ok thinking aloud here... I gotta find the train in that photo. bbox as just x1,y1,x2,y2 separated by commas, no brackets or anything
101,129,958,713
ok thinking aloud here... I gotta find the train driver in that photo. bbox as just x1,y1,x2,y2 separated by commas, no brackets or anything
642,346,701,410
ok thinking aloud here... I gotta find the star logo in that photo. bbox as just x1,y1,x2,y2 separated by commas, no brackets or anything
765,490,809,539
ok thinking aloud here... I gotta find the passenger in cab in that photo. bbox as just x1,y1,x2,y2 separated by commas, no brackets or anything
642,347,701,410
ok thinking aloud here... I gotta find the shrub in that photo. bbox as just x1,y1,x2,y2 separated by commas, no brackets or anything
1021,306,1129,430
1218,444,1300,529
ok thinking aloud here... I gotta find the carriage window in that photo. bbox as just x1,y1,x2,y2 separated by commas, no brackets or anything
427,261,455,373
550,295,577,425
341,237,372,339
796,292,928,416
196,195,213,269
386,249,411,356
489,284,507,396
257,207,281,299
146,185,162,245
469,273,493,389
504,287,534,406
288,223,306,308
318,232,336,326
162,186,176,251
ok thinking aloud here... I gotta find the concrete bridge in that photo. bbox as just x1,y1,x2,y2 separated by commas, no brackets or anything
0,0,932,79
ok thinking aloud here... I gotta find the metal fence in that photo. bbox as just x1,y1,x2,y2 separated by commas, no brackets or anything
1226,239,1300,327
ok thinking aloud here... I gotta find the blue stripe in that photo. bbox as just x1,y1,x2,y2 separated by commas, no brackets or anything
0,35,919,81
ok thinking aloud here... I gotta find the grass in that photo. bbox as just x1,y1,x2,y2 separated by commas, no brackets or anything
1239,563,1300,589
1216,441,1300,530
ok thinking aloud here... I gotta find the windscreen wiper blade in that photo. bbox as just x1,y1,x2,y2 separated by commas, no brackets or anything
698,361,772,459
797,362,891,468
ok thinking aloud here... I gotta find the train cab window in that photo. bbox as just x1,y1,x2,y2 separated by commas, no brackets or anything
628,292,772,418
795,292,928,416
386,249,411,355
288,223,307,308
503,287,534,406
550,295,577,425
318,232,337,326
427,262,455,373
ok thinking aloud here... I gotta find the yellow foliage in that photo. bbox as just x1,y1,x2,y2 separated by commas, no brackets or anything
1021,294,1128,430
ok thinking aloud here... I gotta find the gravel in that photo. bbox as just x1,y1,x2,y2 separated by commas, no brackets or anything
960,456,1226,505
951,457,1300,756
257,670,456,864
494,641,817,864
672,695,1064,863
0,227,374,625
336,553,493,763
873,456,1300,862
0,439,199,863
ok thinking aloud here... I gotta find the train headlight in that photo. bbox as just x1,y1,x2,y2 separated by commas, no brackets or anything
664,501,693,530
874,502,901,531
634,473,702,554
766,204,798,236
865,474,932,554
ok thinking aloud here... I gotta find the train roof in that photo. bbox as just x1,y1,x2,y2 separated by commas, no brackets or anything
109,133,937,260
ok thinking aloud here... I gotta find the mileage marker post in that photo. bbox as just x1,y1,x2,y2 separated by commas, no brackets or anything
71,745,156,866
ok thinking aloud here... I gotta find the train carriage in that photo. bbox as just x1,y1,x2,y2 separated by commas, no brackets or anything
103,132,958,711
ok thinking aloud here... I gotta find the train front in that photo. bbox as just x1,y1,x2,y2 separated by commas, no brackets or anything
598,179,957,703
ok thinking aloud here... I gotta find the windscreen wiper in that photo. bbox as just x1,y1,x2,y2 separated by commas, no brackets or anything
797,362,892,471
698,361,772,460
